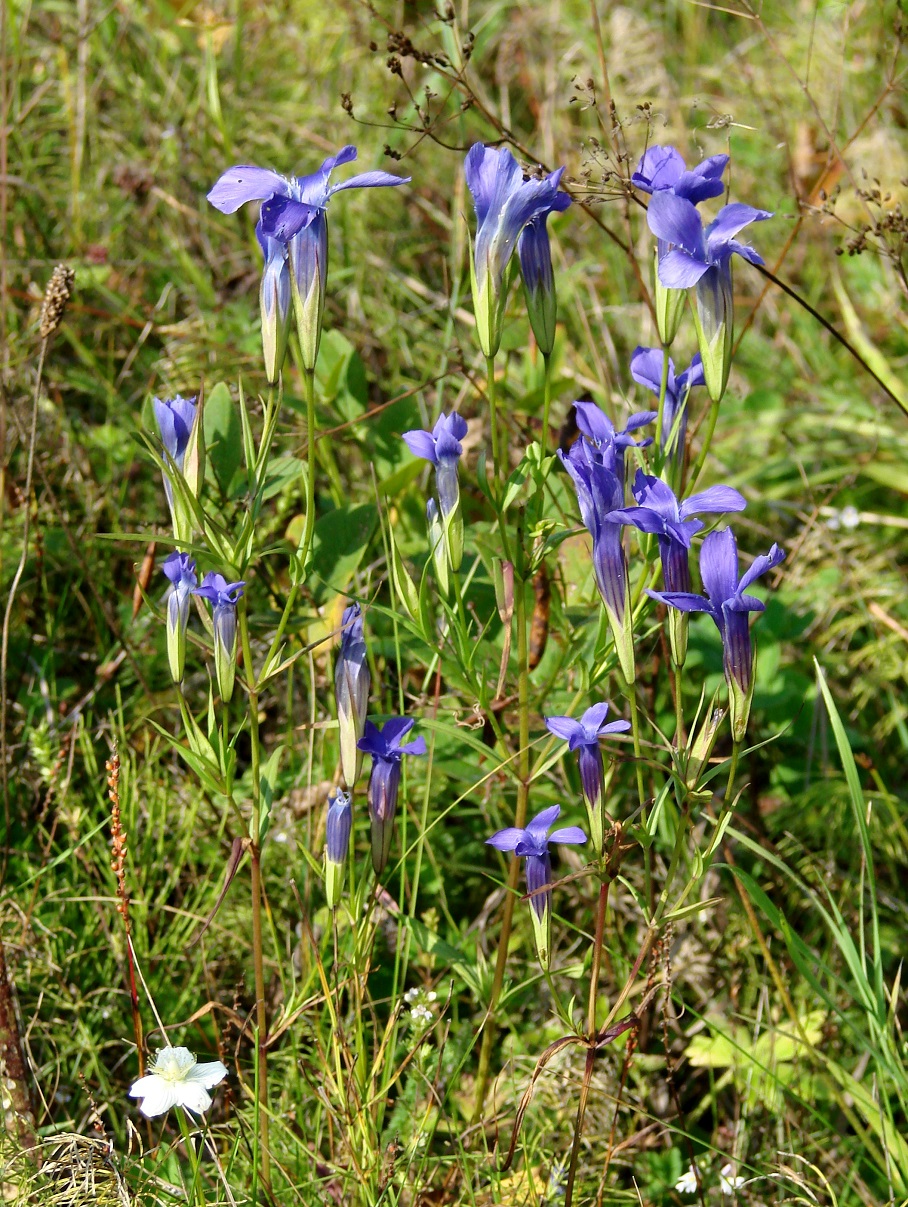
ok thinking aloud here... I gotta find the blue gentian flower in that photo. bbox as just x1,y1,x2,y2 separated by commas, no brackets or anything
647,527,785,740
609,470,746,665
162,552,197,684
632,145,729,344
647,193,772,401
208,147,410,371
632,145,729,204
486,804,586,968
464,144,570,358
630,346,704,462
558,437,636,682
517,199,571,357
256,228,292,384
403,411,468,570
153,395,198,507
571,400,656,489
334,603,370,788
545,704,630,852
324,787,352,909
357,717,427,874
193,572,245,702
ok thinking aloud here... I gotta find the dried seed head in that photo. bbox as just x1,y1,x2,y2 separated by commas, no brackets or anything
38,264,75,340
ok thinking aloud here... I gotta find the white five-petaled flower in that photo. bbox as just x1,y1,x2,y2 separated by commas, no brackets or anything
128,1046,227,1118
720,1163,746,1194
675,1165,699,1195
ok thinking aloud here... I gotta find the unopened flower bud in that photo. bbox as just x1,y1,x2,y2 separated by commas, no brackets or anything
162,552,197,683
324,788,352,908
334,603,370,787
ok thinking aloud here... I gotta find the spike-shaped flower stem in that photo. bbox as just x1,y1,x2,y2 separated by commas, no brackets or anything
624,679,652,907
541,353,553,461
472,577,531,1120
486,356,502,482
652,344,672,466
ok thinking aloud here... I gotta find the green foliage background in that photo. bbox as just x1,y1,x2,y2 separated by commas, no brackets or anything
2,0,907,1203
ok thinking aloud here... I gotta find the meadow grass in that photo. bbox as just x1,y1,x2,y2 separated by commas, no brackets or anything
1,1,907,1204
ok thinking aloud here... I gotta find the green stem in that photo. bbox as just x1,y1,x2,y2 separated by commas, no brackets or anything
238,604,270,1194
726,740,741,803
472,575,531,1120
653,344,670,459
486,355,501,482
674,663,685,750
686,396,720,493
176,1107,204,1206
625,679,652,914
541,353,553,460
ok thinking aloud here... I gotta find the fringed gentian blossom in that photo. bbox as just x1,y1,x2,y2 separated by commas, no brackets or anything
193,572,245,703
334,603,370,787
162,552,197,684
630,346,704,463
633,145,728,344
324,787,352,909
571,400,656,490
647,194,772,402
153,394,202,541
648,527,785,740
486,804,586,969
464,144,570,358
402,411,468,570
357,718,426,875
208,147,410,372
608,470,746,664
544,704,630,852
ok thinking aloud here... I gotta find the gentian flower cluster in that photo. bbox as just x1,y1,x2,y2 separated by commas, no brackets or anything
608,470,746,665
486,805,586,968
153,394,202,541
403,411,468,573
545,703,630,852
161,551,197,684
648,527,785,740
358,718,427,875
324,787,352,909
334,602,370,787
558,400,655,683
647,194,772,401
465,144,571,359
208,147,410,376
630,346,704,464
632,145,728,345
192,572,245,702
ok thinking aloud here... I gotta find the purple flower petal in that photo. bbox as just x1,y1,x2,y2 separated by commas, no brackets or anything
699,528,741,603
630,346,668,395
486,827,525,851
632,145,685,194
207,166,287,213
623,409,659,433
737,542,786,594
525,804,562,843
646,588,712,614
580,701,612,733
402,429,439,464
647,191,704,256
259,195,318,242
606,505,668,536
658,248,711,289
680,485,747,519
705,203,772,253
727,593,766,614
545,715,583,742
398,735,427,757
548,826,587,846
331,170,411,193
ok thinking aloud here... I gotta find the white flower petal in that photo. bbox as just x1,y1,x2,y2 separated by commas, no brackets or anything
134,1077,180,1118
177,1083,213,1115
185,1060,228,1090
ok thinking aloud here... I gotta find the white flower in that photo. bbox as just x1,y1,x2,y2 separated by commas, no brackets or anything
404,988,420,1004
719,1163,745,1194
128,1046,227,1118
675,1165,699,1195
410,1004,433,1025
